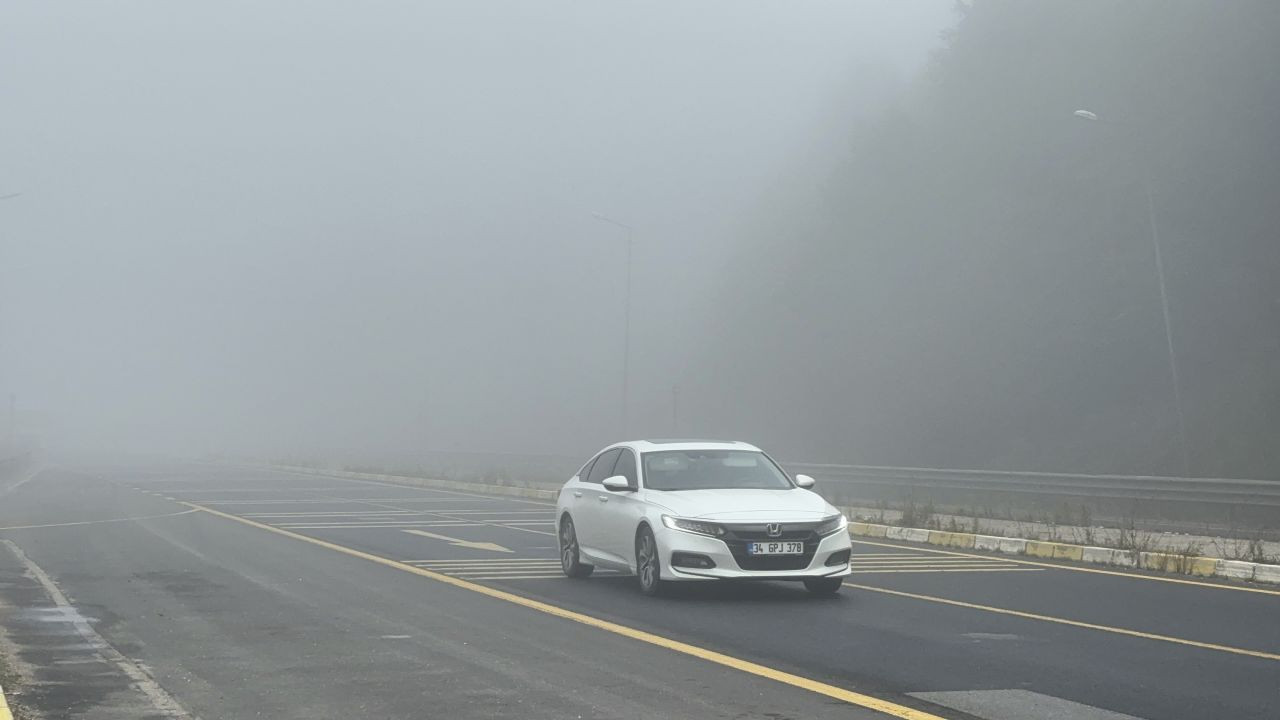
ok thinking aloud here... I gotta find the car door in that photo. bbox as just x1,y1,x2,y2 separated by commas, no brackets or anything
594,447,646,565
574,447,621,558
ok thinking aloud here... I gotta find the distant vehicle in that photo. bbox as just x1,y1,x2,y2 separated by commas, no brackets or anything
555,440,852,596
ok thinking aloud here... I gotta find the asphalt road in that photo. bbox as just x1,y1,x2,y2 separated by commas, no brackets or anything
1,463,1277,720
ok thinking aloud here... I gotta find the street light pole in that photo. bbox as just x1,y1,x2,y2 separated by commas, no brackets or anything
591,212,633,437
1074,109,1192,476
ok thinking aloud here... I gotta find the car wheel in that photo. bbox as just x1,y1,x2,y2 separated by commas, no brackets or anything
803,577,843,596
559,515,593,578
635,526,665,596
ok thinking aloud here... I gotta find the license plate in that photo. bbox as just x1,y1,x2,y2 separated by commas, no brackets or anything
747,541,805,555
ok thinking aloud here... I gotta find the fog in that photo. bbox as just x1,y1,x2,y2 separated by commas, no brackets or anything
1,1,953,462
3,2,1277,479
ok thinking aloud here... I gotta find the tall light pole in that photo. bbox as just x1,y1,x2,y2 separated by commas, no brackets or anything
591,212,633,437
1074,109,1191,476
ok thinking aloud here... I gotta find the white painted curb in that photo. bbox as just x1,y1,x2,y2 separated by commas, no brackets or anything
844,518,1280,585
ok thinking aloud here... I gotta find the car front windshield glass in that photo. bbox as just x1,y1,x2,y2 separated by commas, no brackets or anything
641,450,792,491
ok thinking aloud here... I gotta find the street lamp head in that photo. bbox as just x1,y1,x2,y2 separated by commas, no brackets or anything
1073,109,1099,121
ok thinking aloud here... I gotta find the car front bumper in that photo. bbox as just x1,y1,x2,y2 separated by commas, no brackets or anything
656,526,853,581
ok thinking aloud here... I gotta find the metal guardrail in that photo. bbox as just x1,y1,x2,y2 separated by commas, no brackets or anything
782,462,1280,508
318,449,1280,510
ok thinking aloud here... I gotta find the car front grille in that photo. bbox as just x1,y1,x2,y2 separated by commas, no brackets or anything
721,522,819,572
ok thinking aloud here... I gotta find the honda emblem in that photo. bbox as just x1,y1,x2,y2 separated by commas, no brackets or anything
765,523,782,538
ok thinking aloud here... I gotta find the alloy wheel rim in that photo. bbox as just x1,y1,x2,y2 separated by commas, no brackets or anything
560,521,576,570
638,534,655,587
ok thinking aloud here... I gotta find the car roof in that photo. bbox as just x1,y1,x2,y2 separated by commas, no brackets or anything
605,439,762,453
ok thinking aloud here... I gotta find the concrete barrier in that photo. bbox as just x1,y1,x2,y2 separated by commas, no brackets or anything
1081,546,1136,567
850,522,888,538
1217,560,1257,581
1253,564,1280,584
927,530,976,549
1025,541,1084,561
845,520,1279,585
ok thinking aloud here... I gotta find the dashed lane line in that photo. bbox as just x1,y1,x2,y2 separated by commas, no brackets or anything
180,499,945,720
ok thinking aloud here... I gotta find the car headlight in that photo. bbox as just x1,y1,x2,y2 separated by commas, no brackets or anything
661,515,726,538
815,514,848,537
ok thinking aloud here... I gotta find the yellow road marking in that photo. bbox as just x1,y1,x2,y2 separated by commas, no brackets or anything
0,680,11,720
846,582,1280,661
181,500,943,720
853,539,1280,596
0,508,199,531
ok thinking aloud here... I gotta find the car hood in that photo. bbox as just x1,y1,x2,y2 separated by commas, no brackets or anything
644,488,837,521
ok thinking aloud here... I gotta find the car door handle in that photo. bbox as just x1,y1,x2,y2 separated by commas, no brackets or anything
573,491,583,498
597,495,609,503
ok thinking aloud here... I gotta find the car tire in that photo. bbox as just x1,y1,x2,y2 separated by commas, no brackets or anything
559,515,593,578
635,526,665,596
803,577,843,596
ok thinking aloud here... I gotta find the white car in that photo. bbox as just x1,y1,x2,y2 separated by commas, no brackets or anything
555,440,852,596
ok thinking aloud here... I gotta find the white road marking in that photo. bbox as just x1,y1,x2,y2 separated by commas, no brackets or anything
241,511,420,517
402,529,512,553
0,509,199,531
909,689,1146,720
189,497,481,505
1,540,198,719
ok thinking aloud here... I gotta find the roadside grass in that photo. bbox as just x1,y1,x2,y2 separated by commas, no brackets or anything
1210,531,1279,565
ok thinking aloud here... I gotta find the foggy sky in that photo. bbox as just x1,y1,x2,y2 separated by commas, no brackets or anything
1,2,956,460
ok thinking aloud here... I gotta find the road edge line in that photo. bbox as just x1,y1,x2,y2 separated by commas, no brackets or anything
0,540,198,720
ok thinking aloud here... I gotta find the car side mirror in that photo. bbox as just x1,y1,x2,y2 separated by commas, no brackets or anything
603,475,634,492
795,474,816,489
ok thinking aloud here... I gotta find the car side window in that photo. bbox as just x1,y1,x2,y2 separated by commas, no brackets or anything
584,448,622,484
576,456,597,482
613,449,637,488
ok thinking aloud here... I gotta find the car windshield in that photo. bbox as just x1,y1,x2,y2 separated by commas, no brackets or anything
642,450,792,491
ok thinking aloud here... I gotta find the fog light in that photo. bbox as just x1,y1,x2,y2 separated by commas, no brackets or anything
671,552,716,569
825,549,851,567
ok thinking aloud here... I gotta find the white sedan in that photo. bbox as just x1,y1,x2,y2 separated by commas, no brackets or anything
555,440,852,596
